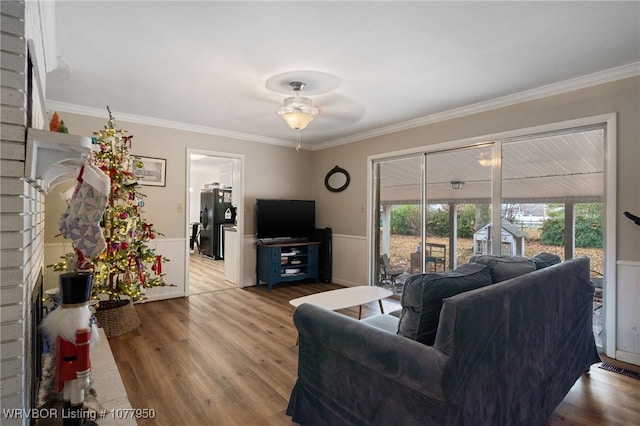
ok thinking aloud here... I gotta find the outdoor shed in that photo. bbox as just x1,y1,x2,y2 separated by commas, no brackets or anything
474,219,526,256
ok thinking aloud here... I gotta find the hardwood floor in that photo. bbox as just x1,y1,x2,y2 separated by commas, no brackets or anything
109,279,640,426
189,252,236,294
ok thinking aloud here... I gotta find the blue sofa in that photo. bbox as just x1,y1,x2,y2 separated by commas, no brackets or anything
286,256,600,425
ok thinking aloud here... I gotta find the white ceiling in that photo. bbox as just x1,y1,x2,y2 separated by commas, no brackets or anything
45,1,640,150
189,153,233,175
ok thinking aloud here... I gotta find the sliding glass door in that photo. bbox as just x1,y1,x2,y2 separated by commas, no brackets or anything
373,155,424,293
500,128,605,347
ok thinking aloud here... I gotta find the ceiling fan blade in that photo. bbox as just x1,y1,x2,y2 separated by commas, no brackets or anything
313,93,365,126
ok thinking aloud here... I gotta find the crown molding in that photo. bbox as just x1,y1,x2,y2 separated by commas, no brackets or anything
45,101,296,148
312,61,640,151
47,62,639,153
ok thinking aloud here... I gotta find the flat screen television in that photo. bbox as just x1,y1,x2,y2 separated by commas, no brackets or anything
256,199,315,241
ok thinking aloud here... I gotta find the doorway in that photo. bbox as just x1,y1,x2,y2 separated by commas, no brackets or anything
186,150,244,295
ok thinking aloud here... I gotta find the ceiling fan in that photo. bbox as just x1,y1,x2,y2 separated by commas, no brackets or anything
224,71,365,145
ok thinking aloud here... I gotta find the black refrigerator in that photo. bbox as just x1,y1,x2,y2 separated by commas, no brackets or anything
199,189,234,259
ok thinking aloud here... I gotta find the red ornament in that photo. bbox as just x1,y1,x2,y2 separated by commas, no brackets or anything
49,112,61,132
120,212,128,219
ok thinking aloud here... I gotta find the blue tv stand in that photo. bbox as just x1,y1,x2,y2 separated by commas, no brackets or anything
256,240,320,291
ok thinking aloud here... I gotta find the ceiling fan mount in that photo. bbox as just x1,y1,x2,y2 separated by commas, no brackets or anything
289,81,306,92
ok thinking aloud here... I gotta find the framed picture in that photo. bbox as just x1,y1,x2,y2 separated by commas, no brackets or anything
134,156,166,187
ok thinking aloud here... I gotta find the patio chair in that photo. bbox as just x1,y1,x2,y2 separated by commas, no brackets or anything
424,243,446,272
411,243,447,273
379,254,404,289
591,270,603,303
410,252,421,273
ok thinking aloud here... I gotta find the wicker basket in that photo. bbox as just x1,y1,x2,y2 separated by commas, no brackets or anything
94,299,141,338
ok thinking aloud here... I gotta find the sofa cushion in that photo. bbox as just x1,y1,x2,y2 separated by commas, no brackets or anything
469,254,536,282
532,252,562,270
397,263,492,345
360,314,400,334
388,308,402,318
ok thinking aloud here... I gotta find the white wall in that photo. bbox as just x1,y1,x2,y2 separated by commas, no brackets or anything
191,171,220,220
189,160,221,224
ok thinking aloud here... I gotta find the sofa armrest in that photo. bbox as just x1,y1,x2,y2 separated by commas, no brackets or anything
292,303,449,400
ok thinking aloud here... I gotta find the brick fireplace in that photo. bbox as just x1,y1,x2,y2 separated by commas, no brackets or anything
0,170,45,424
1,2,43,420
0,2,88,423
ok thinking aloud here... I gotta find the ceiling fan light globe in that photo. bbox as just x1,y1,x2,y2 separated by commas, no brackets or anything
281,111,314,130
277,95,319,130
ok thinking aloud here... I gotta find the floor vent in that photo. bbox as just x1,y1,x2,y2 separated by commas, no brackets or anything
598,362,640,380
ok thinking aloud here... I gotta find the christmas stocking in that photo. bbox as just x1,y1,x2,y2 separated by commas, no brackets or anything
59,162,110,257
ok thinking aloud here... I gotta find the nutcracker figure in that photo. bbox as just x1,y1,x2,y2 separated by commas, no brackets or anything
41,272,96,425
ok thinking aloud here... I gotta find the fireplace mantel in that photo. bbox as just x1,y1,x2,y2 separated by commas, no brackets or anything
25,128,92,192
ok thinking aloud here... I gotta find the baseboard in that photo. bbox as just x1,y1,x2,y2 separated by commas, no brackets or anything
616,350,640,368
331,278,360,287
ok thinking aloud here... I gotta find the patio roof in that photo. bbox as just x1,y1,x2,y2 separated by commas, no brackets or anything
379,128,604,205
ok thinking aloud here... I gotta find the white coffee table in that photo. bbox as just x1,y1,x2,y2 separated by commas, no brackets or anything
289,286,393,319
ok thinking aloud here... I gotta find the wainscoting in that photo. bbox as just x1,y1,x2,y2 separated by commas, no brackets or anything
330,234,368,286
616,260,640,365
44,238,187,301
143,238,186,301
241,233,369,289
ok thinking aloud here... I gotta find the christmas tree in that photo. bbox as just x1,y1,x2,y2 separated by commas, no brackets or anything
52,108,169,301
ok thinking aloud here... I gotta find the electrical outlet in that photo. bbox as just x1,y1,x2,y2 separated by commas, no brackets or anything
177,203,183,213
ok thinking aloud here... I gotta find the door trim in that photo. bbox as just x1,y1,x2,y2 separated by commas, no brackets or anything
186,149,245,294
